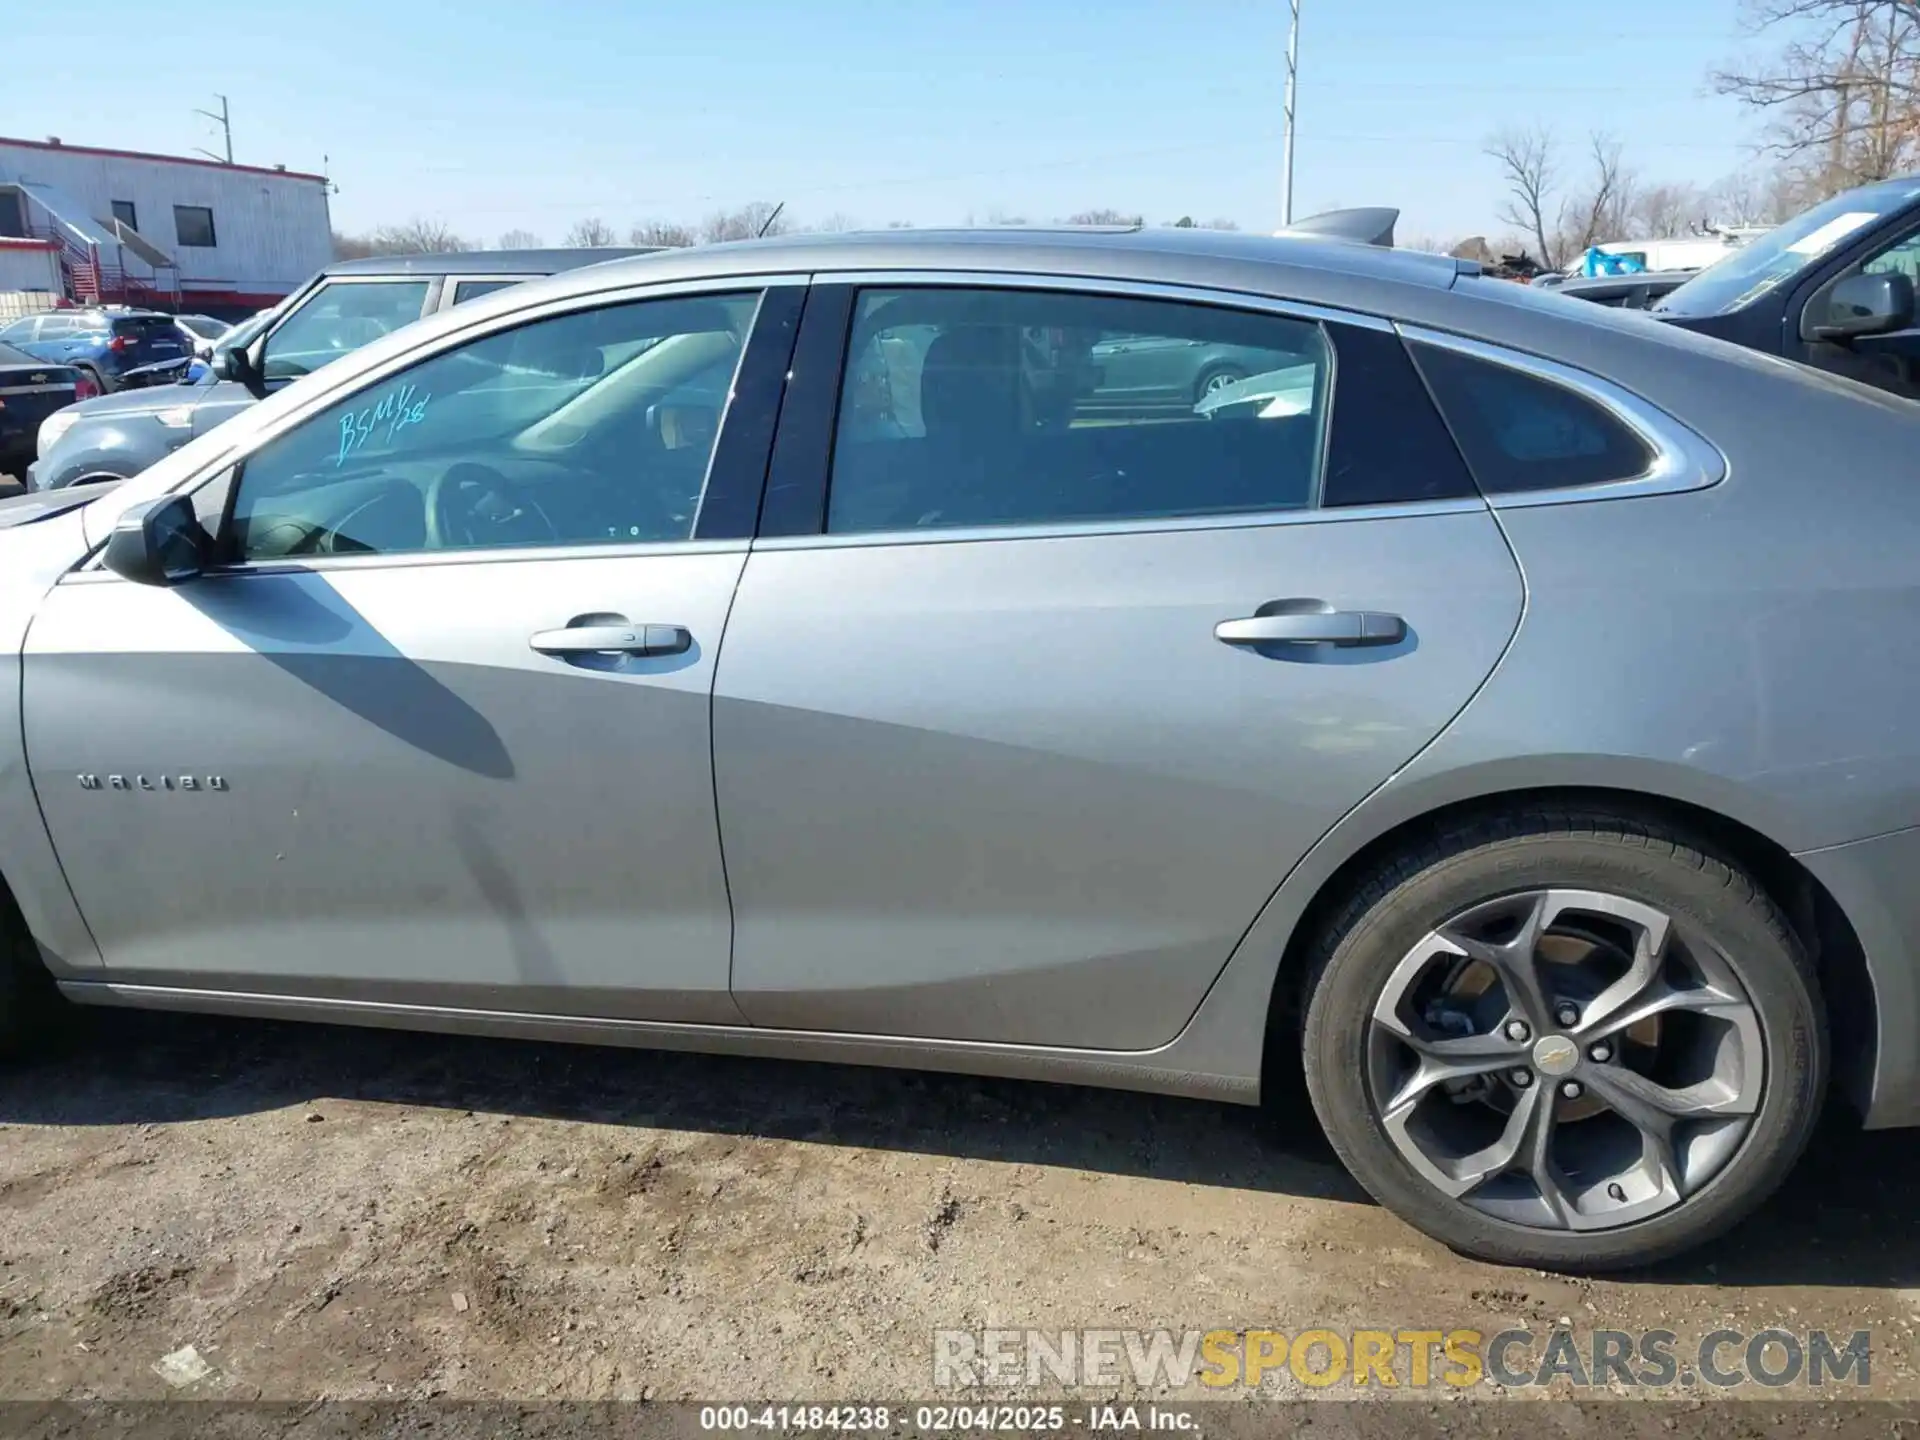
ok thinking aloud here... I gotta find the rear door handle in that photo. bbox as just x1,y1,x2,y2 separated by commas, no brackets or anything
1215,610,1406,647
529,623,691,657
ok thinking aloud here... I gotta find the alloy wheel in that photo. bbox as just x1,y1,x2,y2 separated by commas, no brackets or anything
1366,889,1764,1232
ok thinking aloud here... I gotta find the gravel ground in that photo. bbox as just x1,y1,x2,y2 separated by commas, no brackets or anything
0,1004,1914,1418
0,459,1912,1428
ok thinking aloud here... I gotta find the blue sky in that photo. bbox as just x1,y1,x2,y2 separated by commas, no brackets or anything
5,0,1773,243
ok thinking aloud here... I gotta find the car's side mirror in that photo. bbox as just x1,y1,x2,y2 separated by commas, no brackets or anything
102,496,206,587
1812,271,1916,342
213,341,268,398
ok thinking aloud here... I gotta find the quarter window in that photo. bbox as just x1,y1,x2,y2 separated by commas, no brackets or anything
826,287,1330,534
226,291,759,562
1410,341,1653,494
451,279,520,305
173,205,217,248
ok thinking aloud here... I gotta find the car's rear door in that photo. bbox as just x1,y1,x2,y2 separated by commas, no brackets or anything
24,279,803,1020
712,278,1526,1049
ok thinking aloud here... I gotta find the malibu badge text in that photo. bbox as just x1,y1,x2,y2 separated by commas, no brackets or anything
77,775,229,793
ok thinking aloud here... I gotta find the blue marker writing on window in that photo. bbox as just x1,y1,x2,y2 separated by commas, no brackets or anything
337,382,431,467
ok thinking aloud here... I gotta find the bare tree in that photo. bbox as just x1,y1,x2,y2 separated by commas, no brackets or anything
1707,166,1812,225
701,202,789,243
1201,217,1241,231
369,218,470,254
812,212,861,233
630,220,697,247
564,218,620,247
1065,208,1143,225
1627,182,1707,238
1486,124,1560,266
1486,127,1641,266
332,231,379,260
1715,1,1920,194
497,228,544,250
1560,132,1634,258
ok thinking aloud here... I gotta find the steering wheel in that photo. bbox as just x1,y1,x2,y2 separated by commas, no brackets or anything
425,463,559,550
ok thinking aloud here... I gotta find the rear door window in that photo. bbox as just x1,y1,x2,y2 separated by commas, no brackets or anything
260,281,432,382
827,287,1330,533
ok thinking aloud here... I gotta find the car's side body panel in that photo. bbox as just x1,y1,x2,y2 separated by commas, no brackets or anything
3,228,1914,1131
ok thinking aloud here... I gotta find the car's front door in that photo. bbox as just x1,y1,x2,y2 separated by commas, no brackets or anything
256,277,437,388
714,281,1527,1049
25,282,799,1021
1790,222,1920,395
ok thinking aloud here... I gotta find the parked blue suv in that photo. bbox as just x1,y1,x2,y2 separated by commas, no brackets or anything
0,309,187,393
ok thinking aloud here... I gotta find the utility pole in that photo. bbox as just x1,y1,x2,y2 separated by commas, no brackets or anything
193,95,233,165
1282,0,1301,225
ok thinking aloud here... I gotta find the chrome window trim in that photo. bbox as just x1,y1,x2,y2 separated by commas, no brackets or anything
826,269,1396,333
62,536,751,585
0,383,75,397
752,496,1488,553
1395,323,1727,508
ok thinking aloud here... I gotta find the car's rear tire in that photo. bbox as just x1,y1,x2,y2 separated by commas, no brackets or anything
1299,806,1826,1271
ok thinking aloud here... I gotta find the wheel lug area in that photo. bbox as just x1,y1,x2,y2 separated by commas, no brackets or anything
1510,1069,1534,1088
1589,1042,1612,1063
1560,1080,1584,1100
1504,1020,1531,1042
1555,1003,1580,1028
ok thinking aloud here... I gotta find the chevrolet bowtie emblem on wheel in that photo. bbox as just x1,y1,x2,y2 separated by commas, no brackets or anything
1531,1035,1580,1076
77,774,228,793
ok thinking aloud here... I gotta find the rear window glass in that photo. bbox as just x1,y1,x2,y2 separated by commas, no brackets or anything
1410,342,1653,494
113,315,182,336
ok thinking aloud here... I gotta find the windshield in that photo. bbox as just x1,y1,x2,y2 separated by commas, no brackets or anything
1655,178,1920,317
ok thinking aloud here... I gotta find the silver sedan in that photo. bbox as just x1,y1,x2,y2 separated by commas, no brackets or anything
0,227,1914,1273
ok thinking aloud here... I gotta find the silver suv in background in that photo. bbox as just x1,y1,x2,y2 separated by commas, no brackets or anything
27,248,651,491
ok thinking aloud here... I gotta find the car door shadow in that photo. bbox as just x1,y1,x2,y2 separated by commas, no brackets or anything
0,1008,1912,1289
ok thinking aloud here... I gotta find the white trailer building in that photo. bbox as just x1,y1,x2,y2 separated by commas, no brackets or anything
0,134,332,317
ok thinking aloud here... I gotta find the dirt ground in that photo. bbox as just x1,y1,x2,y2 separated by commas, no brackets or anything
0,1003,1914,1420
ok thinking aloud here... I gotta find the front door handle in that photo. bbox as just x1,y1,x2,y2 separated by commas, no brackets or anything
529,622,691,658
1215,609,1406,647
